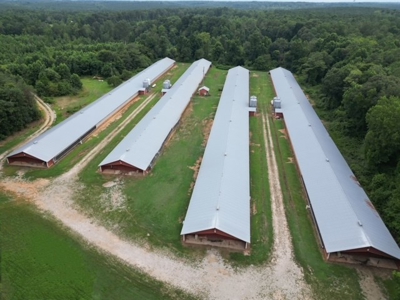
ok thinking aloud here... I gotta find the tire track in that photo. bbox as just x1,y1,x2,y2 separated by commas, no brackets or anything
1,93,313,299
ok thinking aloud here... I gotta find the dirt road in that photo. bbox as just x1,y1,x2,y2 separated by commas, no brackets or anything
0,94,55,162
260,111,312,299
0,99,314,299
33,94,56,138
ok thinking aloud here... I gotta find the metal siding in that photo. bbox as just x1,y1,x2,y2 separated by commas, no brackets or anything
181,66,251,243
8,58,175,162
270,67,400,259
99,59,212,171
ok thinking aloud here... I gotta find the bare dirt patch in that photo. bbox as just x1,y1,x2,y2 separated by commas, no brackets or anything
188,157,202,180
103,181,117,188
357,267,388,300
252,73,259,78
99,181,127,212
202,119,213,147
252,202,257,215
278,129,288,139
287,157,294,163
188,157,202,196
0,177,50,201
91,96,141,137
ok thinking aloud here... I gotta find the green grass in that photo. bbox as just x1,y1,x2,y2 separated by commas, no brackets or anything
380,276,397,299
75,67,227,258
229,71,273,265
76,68,274,265
0,122,42,156
0,103,47,156
0,78,112,156
264,76,363,299
52,78,113,125
0,193,194,300
2,64,190,180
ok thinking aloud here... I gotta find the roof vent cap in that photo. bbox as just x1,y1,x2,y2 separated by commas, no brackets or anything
33,141,38,144
224,153,227,156
126,149,130,152
358,221,363,226
326,158,329,162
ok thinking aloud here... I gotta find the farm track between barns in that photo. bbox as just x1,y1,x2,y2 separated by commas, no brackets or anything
0,88,314,299
0,70,387,300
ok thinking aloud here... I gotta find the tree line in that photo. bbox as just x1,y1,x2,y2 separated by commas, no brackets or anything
1,5,400,242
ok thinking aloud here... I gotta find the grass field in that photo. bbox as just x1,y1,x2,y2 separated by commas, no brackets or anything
0,120,43,156
0,78,112,156
2,63,189,180
75,67,274,265
230,71,273,265
263,76,363,299
52,78,113,125
0,193,193,300
75,66,227,258
2,65,387,299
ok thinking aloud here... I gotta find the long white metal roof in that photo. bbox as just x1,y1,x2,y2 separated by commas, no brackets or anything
99,58,212,171
7,58,175,162
270,67,400,259
181,66,251,243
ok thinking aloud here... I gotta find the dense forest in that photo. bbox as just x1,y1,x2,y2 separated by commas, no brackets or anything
1,3,400,241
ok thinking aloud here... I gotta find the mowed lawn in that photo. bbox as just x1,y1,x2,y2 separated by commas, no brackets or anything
53,78,113,124
76,67,274,265
264,76,363,299
0,78,110,156
2,63,189,180
76,66,227,257
0,193,193,300
230,71,273,265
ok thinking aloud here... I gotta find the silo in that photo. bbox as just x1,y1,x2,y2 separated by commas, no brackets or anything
273,97,281,108
163,80,171,89
249,96,258,108
143,78,151,89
